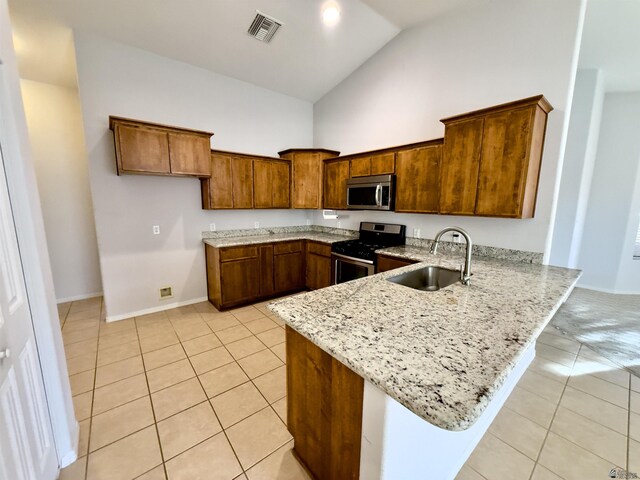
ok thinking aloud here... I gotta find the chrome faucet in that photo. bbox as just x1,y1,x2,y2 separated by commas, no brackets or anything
431,227,473,285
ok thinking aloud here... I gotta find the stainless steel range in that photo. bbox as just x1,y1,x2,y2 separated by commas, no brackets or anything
331,222,406,285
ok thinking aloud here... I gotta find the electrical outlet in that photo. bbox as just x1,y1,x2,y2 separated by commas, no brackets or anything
413,228,421,238
159,286,173,299
337,220,341,228
153,225,160,235
306,219,311,226
209,223,216,231
452,233,461,243
254,221,260,229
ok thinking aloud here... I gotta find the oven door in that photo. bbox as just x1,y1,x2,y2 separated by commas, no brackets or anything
331,253,375,285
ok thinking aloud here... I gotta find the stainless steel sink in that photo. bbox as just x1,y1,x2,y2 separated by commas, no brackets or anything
387,266,461,291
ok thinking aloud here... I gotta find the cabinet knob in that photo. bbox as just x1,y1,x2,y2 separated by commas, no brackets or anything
0,348,10,360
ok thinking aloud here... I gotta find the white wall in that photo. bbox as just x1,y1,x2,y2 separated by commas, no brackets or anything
73,32,313,320
313,0,585,255
20,80,103,302
549,69,605,267
578,92,640,293
1,0,76,465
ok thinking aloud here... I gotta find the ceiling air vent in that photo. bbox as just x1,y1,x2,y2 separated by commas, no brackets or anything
248,11,283,43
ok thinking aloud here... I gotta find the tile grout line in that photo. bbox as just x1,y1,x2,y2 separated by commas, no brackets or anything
188,307,288,474
133,311,171,480
174,310,248,477
82,297,104,480
526,342,580,480
627,372,631,475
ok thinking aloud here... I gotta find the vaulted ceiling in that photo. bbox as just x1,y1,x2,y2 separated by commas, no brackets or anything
8,0,489,101
9,0,640,101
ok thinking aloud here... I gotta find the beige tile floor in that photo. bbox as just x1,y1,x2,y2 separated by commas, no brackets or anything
57,296,640,480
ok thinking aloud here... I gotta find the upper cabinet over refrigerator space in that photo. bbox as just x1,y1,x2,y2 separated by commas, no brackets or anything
439,95,553,219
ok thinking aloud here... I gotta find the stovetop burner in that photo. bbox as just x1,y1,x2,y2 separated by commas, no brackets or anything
331,222,406,262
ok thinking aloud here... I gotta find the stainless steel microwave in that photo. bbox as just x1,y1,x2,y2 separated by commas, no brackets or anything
346,174,395,211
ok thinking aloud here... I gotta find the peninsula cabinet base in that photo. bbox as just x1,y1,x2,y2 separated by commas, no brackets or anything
286,327,364,480
285,327,535,480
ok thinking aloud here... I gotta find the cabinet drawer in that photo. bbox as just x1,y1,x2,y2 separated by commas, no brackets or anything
220,245,258,261
307,241,331,257
274,241,303,255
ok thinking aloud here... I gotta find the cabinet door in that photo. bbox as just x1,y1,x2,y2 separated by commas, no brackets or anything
306,252,331,290
395,146,441,213
271,161,291,208
370,152,395,175
168,132,210,176
274,252,304,293
475,107,534,217
439,117,484,215
291,153,322,209
254,160,290,209
350,157,371,177
259,245,275,297
323,160,350,210
253,159,272,208
376,255,418,273
231,157,254,208
208,154,233,209
220,258,260,305
116,124,170,174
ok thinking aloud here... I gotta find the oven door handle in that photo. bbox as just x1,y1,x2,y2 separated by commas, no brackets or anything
375,184,382,207
331,252,375,265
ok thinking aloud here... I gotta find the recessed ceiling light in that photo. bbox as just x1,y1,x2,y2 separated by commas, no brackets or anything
322,2,341,27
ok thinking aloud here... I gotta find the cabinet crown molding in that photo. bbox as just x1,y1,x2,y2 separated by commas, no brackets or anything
440,95,553,124
109,116,214,137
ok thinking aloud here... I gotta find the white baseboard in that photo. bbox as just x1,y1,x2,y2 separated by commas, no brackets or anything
105,296,209,322
577,284,640,295
56,292,103,304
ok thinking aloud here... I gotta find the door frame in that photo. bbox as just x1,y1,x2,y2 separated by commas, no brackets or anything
1,3,78,469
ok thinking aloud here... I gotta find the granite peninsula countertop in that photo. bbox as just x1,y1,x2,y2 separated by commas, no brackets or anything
202,231,355,248
268,247,581,431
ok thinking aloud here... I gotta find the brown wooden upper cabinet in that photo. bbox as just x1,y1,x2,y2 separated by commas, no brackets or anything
201,152,254,209
202,151,291,210
278,149,340,209
395,143,442,213
109,117,213,177
439,95,552,218
254,159,291,209
323,159,350,210
350,152,395,177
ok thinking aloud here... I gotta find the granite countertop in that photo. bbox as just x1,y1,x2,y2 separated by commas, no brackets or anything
268,247,581,431
202,231,354,248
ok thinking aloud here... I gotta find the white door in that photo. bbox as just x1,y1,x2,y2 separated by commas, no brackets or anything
0,112,58,477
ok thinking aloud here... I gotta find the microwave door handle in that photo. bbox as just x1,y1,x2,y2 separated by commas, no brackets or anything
375,184,382,207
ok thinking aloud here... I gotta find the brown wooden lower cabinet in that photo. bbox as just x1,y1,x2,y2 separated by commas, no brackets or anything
207,240,329,310
286,327,363,480
306,241,332,290
274,251,305,293
376,254,419,273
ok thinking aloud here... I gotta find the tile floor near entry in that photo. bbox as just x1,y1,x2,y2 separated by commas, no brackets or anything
58,296,640,480
58,296,307,480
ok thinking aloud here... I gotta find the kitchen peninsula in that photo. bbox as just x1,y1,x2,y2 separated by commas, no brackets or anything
268,245,581,480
